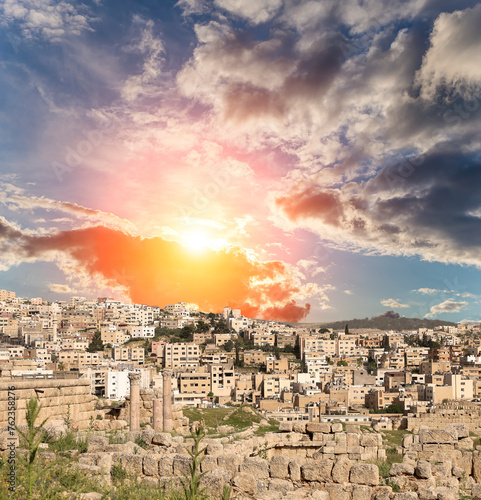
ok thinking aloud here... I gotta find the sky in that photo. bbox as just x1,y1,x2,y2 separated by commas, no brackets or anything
1,0,481,324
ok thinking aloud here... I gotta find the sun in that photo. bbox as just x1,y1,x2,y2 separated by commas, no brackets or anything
182,229,210,252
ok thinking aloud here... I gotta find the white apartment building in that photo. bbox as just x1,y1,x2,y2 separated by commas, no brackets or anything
131,326,155,338
229,317,250,332
106,370,150,399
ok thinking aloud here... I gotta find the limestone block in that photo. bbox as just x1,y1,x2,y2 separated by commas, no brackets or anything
279,422,293,432
201,455,218,473
206,442,224,456
217,453,242,473
289,460,301,481
460,450,473,475
347,433,360,447
240,457,269,480
347,446,363,454
140,429,155,445
373,486,393,500
331,423,343,433
268,478,294,494
307,423,331,434
473,451,481,483
334,432,347,442
445,423,469,439
360,434,380,447
152,432,172,447
293,422,307,434
120,454,143,475
432,462,452,478
352,484,372,500
415,460,432,479
87,436,108,453
377,449,387,460
472,483,481,500
173,454,193,476
311,491,329,500
403,434,414,447
301,459,333,482
332,456,352,483
200,469,232,497
393,493,418,500
325,483,351,500
350,463,379,486
143,455,161,476
345,424,360,433
452,466,464,478
158,454,174,476
269,455,289,479
390,462,415,476
456,437,474,450
440,485,459,500
419,428,456,445
422,444,454,453
233,472,257,496
98,454,112,475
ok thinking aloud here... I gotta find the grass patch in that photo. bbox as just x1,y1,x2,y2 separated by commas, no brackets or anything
222,407,261,430
254,420,280,436
183,406,266,433
183,407,233,429
44,431,88,454
380,429,409,448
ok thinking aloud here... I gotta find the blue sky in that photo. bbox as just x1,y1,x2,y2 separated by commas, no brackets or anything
1,0,481,323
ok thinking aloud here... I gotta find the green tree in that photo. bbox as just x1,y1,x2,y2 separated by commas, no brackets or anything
213,318,230,333
337,360,348,366
16,398,49,500
196,320,210,333
345,324,349,335
223,339,234,352
87,330,104,352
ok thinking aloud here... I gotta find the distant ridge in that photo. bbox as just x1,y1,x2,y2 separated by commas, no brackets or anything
297,311,457,331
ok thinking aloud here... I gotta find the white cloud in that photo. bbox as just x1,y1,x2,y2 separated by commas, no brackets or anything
2,0,95,41
344,290,353,295
214,0,282,24
424,300,468,318
381,298,409,308
48,283,73,294
413,288,440,295
416,4,481,99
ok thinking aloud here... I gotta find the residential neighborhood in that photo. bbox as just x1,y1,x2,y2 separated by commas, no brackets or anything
2,288,481,424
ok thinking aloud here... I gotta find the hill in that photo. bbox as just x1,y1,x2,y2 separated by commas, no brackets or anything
301,311,457,332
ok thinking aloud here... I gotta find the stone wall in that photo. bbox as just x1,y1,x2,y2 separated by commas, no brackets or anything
74,422,481,499
0,377,98,430
405,404,481,433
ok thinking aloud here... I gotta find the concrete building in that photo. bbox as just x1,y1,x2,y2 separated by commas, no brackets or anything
113,346,145,364
164,343,199,369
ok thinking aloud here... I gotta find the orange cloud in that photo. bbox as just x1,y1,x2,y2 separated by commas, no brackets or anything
18,225,310,322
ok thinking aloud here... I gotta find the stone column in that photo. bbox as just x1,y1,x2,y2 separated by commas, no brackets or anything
153,390,163,432
162,370,173,432
128,372,141,431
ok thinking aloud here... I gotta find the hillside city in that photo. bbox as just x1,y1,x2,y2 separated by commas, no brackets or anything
1,288,480,423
